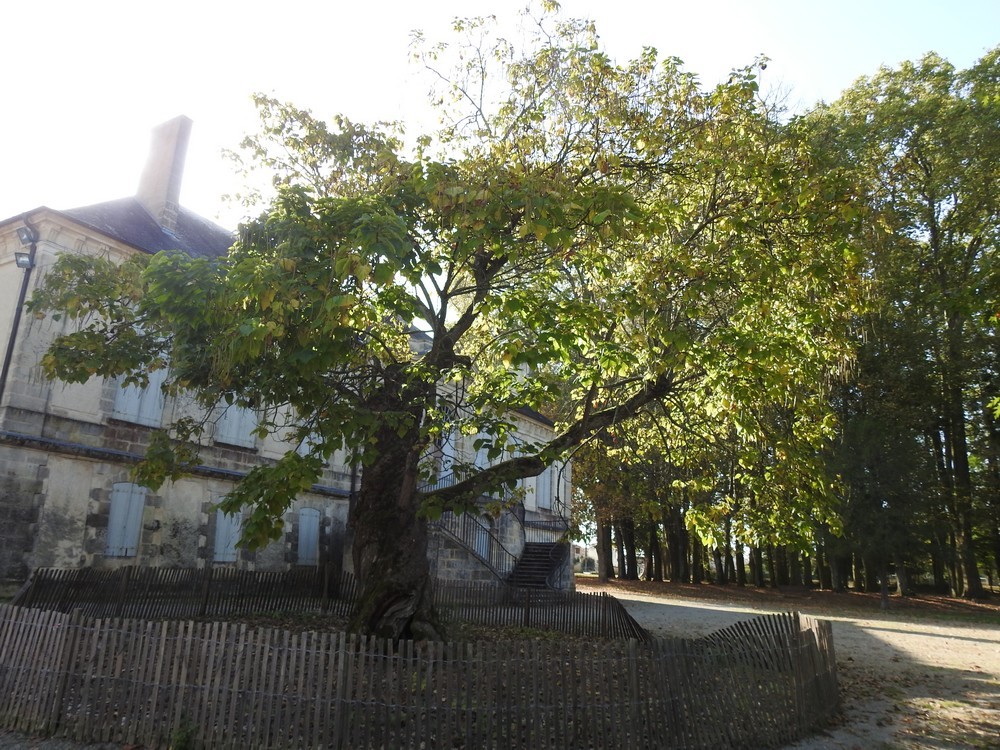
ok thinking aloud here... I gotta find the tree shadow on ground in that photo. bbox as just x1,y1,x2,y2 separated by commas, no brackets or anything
591,583,1000,749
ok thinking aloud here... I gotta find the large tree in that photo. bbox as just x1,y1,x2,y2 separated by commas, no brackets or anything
30,11,855,637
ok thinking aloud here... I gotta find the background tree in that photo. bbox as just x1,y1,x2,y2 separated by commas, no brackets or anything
810,48,1000,597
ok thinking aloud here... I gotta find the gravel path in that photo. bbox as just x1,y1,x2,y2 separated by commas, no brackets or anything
598,585,1000,749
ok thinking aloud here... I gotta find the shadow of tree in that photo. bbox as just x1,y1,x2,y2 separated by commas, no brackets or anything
611,594,1000,749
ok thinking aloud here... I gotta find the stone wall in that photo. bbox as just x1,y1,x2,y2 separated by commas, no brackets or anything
0,444,44,588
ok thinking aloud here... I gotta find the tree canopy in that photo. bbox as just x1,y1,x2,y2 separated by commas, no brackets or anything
30,9,861,636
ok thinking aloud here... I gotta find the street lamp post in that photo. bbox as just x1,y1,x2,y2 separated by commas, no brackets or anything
0,221,38,409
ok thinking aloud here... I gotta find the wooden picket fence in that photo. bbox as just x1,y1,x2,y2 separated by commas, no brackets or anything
11,565,357,620
13,567,648,641
0,604,837,749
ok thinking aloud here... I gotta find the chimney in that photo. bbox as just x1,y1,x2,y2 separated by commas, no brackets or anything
136,115,192,232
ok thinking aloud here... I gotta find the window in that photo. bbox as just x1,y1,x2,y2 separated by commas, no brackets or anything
511,439,536,509
474,515,491,560
536,465,553,511
298,508,321,566
112,368,167,426
215,405,258,448
106,482,147,557
213,507,243,563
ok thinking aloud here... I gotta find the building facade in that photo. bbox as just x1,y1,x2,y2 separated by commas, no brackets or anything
0,117,571,592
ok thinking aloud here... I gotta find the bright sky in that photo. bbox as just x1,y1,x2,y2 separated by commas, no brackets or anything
2,0,997,230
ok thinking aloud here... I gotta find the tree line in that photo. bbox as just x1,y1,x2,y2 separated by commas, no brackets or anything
576,48,1000,599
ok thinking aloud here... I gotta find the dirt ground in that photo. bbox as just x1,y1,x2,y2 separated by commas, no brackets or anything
577,576,1000,749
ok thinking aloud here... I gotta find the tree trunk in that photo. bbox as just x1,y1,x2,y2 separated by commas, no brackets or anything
665,505,688,583
660,512,674,581
349,415,441,641
930,530,950,594
879,558,890,611
734,541,746,587
723,516,735,584
943,317,985,598
787,549,801,588
614,522,627,579
597,520,615,581
621,517,639,580
749,547,765,588
895,553,910,597
816,538,832,590
647,516,663,582
766,545,778,588
691,535,704,584
852,553,866,592
712,548,725,584
949,529,963,597
863,553,880,593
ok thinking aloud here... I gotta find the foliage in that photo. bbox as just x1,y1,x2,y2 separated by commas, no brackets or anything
29,7,858,631
809,47,1000,596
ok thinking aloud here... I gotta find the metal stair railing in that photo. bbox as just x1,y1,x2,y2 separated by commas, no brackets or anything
544,542,572,590
421,471,567,586
523,518,570,544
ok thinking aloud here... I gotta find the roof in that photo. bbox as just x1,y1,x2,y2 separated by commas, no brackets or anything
516,405,554,428
62,198,233,258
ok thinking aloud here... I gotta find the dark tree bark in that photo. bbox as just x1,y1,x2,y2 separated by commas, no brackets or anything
879,558,891,610
786,548,800,587
614,522,627,580
895,554,910,596
930,529,950,594
766,545,778,588
734,541,746,587
749,547,764,588
597,520,615,581
665,505,688,583
621,517,639,580
722,515,735,584
712,548,726,585
660,513,673,581
863,553,880,593
647,516,663,582
349,383,442,641
691,536,704,584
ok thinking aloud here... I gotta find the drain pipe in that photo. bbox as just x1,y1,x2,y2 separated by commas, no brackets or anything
0,216,38,408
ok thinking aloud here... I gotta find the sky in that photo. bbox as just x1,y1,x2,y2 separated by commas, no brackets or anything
2,0,997,230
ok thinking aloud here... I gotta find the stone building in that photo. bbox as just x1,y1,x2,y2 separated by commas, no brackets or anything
0,117,571,593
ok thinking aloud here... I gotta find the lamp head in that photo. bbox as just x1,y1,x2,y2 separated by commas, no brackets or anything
16,226,37,246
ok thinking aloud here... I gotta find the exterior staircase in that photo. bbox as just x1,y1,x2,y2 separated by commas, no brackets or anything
507,542,569,589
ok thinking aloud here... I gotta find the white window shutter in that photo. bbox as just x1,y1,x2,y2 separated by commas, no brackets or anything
523,473,537,510
106,483,146,557
112,368,167,426
537,465,553,510
214,508,242,562
216,405,258,448
298,508,321,566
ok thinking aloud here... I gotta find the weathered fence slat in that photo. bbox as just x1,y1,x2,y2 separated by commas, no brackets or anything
0,594,839,749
